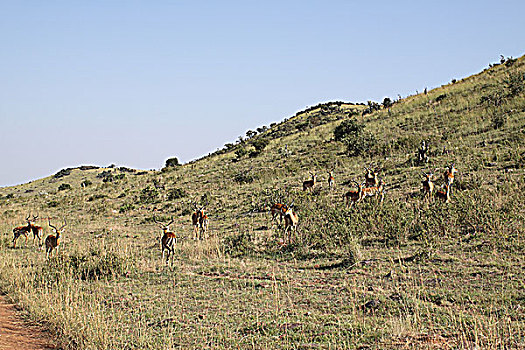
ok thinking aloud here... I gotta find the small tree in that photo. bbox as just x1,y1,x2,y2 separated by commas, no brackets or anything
165,157,181,168
382,97,393,108
334,119,364,142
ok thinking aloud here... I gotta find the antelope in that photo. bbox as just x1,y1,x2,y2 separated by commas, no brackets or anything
191,205,203,240
46,218,66,259
327,171,335,190
270,203,288,224
29,214,44,247
283,203,298,244
434,184,451,203
421,172,435,201
362,179,385,203
12,214,32,248
199,210,209,240
343,181,365,208
364,167,379,188
443,164,458,187
302,173,317,191
154,217,176,265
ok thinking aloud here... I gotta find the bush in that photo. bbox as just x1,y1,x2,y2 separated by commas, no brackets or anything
139,187,159,204
505,72,524,97
58,183,71,191
119,203,135,213
334,119,376,156
222,232,254,257
167,188,186,200
334,119,363,142
491,114,507,129
165,157,181,168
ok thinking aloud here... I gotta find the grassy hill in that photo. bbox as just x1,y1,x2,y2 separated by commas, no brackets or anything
0,56,524,349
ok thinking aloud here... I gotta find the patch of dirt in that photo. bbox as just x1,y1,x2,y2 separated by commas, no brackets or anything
0,296,57,350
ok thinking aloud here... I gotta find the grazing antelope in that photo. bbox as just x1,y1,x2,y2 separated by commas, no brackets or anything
421,172,435,201
270,203,288,225
154,217,176,265
29,214,44,247
46,218,66,259
434,184,451,203
327,171,335,190
343,181,365,208
443,164,458,187
302,173,317,191
283,204,298,244
362,179,385,203
12,214,32,248
364,167,379,188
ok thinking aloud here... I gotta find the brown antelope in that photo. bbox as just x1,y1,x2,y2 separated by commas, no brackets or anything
29,214,44,247
199,210,209,240
362,179,385,203
421,172,435,201
46,218,66,259
343,181,365,208
270,203,288,224
302,173,317,191
283,203,298,244
364,167,379,188
154,217,176,265
191,205,202,240
434,184,451,203
443,164,458,187
327,171,335,190
12,214,32,248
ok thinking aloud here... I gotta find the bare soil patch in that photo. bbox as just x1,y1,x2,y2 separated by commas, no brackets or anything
0,296,56,350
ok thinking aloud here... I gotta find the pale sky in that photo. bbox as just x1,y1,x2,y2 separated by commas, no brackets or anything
1,1,524,186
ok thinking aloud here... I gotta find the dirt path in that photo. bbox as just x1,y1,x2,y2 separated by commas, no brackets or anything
0,296,57,350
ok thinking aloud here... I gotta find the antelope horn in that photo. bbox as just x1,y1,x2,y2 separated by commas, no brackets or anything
167,217,174,226
60,218,67,231
48,218,58,231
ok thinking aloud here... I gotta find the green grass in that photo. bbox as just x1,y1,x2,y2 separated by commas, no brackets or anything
0,56,524,349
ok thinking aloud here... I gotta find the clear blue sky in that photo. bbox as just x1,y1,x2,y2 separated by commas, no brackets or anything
1,1,524,186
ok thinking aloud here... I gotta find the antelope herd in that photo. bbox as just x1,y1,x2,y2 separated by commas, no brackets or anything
10,163,458,264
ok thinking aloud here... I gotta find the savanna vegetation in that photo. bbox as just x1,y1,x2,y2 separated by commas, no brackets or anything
0,55,524,349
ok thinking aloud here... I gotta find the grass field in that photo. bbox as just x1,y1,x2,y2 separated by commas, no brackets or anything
0,55,524,349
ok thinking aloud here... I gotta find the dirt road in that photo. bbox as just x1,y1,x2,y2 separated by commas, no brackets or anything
0,296,56,350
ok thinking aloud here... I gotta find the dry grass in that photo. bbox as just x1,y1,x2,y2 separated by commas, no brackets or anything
0,56,524,349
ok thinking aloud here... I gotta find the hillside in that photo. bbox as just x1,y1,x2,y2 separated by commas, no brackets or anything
0,55,524,349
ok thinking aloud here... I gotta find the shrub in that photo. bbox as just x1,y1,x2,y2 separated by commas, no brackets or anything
491,114,507,129
47,200,59,207
139,187,159,204
505,72,524,97
167,188,186,200
382,97,393,108
222,232,254,257
58,183,71,191
334,119,376,156
119,203,135,213
165,157,181,168
334,119,363,142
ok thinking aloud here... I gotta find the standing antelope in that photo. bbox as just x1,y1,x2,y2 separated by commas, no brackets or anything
46,218,66,259
364,167,379,188
12,214,32,248
362,179,385,203
421,172,435,201
199,210,209,240
191,205,202,240
302,173,317,191
343,181,365,208
443,164,458,187
154,217,176,265
29,214,44,247
434,184,451,203
283,204,298,244
327,171,335,190
270,203,288,225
